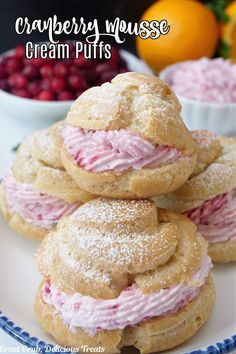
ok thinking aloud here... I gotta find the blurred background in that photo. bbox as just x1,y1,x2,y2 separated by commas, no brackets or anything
0,0,235,134
0,0,154,53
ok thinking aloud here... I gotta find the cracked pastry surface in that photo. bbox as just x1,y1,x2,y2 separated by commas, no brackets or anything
0,122,95,239
61,72,197,198
35,198,215,353
155,132,236,263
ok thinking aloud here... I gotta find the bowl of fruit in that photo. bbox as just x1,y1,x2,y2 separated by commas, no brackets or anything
0,43,152,127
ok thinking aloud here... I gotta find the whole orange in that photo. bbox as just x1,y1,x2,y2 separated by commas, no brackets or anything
221,0,236,61
136,0,219,72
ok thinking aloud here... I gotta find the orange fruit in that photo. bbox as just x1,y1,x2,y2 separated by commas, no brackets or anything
136,0,219,72
221,1,236,62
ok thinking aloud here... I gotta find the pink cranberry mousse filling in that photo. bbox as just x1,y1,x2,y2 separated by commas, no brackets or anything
170,58,236,103
42,254,211,335
185,188,236,244
2,169,81,229
62,125,182,173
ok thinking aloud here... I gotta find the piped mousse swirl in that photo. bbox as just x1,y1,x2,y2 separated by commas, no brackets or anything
42,254,212,335
62,125,182,173
185,188,236,244
2,169,81,229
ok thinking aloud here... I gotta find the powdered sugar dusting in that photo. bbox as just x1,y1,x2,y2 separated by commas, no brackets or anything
37,230,112,287
189,163,235,193
75,198,154,224
192,130,219,150
61,199,178,271
218,142,236,162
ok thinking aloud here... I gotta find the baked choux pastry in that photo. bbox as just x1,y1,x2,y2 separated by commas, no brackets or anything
35,198,215,353
0,122,95,240
155,131,236,263
61,72,197,199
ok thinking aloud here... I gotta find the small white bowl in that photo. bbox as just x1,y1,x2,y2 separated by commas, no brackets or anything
0,49,152,129
160,63,236,135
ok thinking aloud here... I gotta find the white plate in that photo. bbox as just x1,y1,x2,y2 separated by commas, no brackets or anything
0,112,235,354
0,213,236,353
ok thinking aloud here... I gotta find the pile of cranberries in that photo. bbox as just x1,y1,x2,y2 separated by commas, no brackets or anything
0,43,128,101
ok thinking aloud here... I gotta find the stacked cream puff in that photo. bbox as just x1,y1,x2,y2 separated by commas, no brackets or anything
35,198,215,353
61,72,197,198
0,72,217,353
155,131,236,263
0,122,95,239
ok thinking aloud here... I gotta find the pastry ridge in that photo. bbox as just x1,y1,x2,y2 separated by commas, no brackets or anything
35,274,214,354
36,199,209,298
62,72,197,199
12,122,95,203
155,135,236,210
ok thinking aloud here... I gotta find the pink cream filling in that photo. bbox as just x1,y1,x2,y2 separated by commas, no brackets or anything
62,125,182,173
170,58,236,104
2,169,81,229
42,254,212,335
185,188,236,244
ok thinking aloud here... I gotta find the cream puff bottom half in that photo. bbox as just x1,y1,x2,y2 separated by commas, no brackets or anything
0,185,49,240
35,274,215,354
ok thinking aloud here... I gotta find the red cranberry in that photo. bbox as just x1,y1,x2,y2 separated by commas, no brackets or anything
22,65,38,79
11,88,31,98
86,67,99,84
8,73,28,89
0,79,9,91
110,47,120,67
75,90,85,98
119,67,129,73
95,63,116,77
27,81,41,96
37,90,54,101
68,42,75,53
74,55,93,69
68,74,88,91
69,65,87,76
51,77,66,93
40,64,54,77
99,70,119,84
5,57,22,74
57,91,74,101
41,77,52,91
44,57,56,65
54,62,68,77
30,57,46,67
0,64,6,79
15,44,25,58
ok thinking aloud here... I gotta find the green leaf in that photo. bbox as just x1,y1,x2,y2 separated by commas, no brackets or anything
11,143,20,152
218,40,232,58
205,0,231,22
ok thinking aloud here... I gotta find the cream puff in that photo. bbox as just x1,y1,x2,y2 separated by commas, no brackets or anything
61,72,197,199
155,131,236,263
0,122,95,240
35,198,215,353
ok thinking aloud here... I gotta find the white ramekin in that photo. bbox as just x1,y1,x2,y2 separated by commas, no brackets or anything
159,63,236,135
0,49,152,129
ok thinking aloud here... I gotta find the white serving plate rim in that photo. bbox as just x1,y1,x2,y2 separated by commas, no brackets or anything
0,214,235,354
